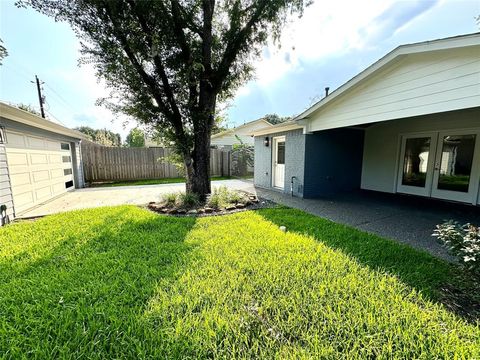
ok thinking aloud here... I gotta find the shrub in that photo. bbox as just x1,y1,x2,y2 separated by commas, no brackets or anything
161,192,178,207
433,221,480,275
177,192,200,209
207,186,247,209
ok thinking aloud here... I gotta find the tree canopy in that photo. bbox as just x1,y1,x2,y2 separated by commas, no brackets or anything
20,0,309,197
263,113,291,125
125,127,145,147
75,126,122,147
17,103,42,117
0,39,7,66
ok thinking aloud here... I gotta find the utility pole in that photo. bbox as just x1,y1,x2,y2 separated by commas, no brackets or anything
33,75,45,118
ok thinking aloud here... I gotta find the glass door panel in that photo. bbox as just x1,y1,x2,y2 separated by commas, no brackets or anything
401,137,431,187
432,132,480,203
397,134,436,197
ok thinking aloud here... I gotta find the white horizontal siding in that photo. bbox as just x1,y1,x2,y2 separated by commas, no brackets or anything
0,144,14,224
211,134,254,146
361,107,480,196
308,46,480,132
211,120,270,147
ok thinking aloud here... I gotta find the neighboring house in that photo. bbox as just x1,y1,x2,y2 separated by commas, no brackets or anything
144,136,160,147
0,102,86,224
211,118,273,149
252,33,480,206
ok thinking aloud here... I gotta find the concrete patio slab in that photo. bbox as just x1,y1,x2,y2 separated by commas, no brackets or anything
19,179,255,218
255,187,480,261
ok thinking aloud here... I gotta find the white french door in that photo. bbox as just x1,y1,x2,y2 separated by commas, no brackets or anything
431,130,480,203
272,136,285,189
397,129,480,204
397,133,437,197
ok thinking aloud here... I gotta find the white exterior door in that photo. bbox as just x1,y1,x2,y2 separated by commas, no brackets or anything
272,136,285,189
397,129,480,204
397,133,437,197
5,130,75,214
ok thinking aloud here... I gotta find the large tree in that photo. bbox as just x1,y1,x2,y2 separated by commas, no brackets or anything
19,0,308,198
125,127,145,147
75,126,122,146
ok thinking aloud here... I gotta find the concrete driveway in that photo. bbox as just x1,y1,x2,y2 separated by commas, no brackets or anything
19,179,255,218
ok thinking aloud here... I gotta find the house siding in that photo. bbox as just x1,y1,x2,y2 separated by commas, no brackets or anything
303,128,364,198
0,118,84,190
254,129,305,196
308,46,480,132
211,133,254,147
361,107,480,196
212,120,272,147
0,142,14,225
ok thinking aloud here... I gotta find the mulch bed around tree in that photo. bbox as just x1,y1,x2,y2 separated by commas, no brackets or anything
147,194,276,217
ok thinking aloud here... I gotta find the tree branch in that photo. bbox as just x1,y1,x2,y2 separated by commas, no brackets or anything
121,1,188,141
213,0,269,91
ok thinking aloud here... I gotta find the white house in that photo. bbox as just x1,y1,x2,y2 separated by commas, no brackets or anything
211,118,273,149
252,33,480,206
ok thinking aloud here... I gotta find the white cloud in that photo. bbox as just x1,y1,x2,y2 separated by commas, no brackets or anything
48,58,136,140
239,0,398,92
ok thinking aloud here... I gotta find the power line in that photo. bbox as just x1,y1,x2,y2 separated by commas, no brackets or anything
44,107,67,127
44,82,81,113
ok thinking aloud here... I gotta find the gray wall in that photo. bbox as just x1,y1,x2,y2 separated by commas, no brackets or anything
254,129,306,196
0,142,14,225
303,128,364,198
361,107,480,194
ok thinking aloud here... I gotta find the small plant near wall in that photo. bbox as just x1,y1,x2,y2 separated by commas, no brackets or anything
433,221,480,277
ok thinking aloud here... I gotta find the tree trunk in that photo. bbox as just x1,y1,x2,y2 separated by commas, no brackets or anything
184,132,211,200
183,95,215,199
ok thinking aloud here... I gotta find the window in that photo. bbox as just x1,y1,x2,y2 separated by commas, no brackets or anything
277,142,285,165
65,180,74,189
0,126,5,144
62,156,71,163
64,168,73,176
61,143,70,150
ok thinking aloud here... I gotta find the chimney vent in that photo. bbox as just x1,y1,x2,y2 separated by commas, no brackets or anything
325,87,330,97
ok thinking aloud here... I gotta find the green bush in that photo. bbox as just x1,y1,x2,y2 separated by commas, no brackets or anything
433,221,480,276
161,192,178,207
207,186,247,209
177,192,200,209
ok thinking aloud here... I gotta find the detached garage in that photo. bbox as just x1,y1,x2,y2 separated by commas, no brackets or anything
0,102,85,224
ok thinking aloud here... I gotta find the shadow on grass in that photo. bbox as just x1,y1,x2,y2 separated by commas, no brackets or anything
0,207,197,358
257,207,480,321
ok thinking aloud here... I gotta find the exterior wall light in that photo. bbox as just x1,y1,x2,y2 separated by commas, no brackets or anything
264,137,269,147
0,126,6,144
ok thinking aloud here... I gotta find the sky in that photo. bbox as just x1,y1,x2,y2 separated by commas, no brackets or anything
0,0,479,140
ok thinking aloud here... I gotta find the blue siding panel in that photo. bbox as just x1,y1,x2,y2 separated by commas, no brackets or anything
303,128,364,198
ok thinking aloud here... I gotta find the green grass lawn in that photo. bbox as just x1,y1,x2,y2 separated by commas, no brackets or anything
1,206,479,358
90,176,233,187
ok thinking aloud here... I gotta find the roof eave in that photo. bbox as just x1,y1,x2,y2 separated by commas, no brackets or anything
0,102,87,140
294,32,480,122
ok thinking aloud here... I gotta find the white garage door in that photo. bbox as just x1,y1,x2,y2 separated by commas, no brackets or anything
5,130,75,214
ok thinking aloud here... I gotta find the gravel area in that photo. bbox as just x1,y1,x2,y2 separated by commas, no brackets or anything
255,188,480,262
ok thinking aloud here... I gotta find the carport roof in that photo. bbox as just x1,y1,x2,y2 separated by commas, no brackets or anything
0,102,87,140
251,32,480,137
294,32,480,123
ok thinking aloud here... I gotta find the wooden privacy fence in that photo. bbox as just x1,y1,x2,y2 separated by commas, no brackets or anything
81,141,230,183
